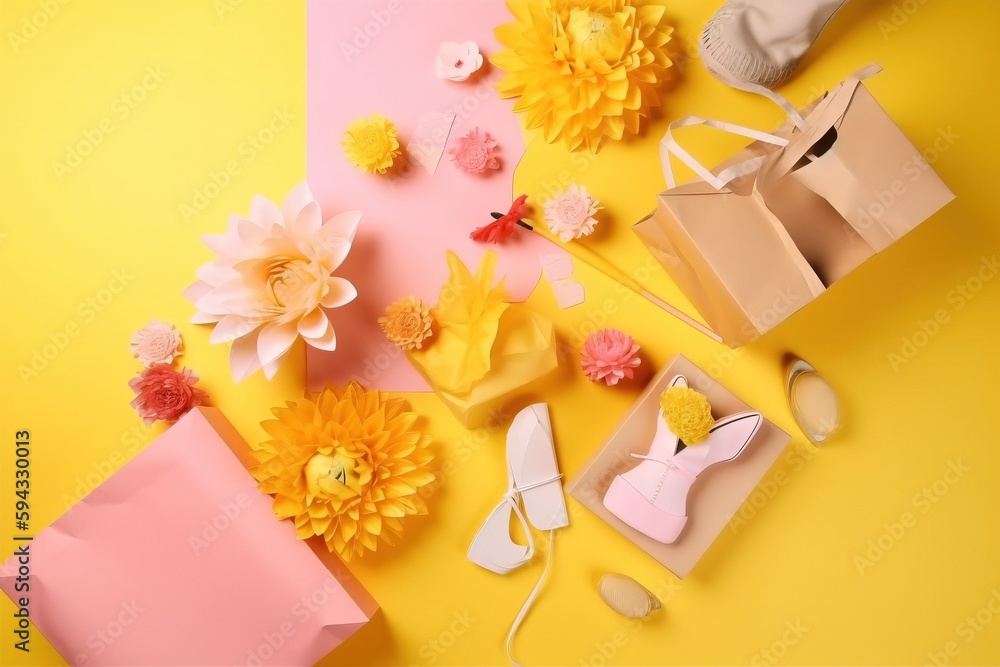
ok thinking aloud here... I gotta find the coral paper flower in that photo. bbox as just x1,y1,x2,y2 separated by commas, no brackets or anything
493,0,673,152
660,386,714,444
129,364,207,425
342,113,401,174
470,194,530,244
434,40,484,81
449,127,500,174
249,382,435,561
581,328,641,385
544,183,602,242
129,319,183,367
184,182,360,382
379,296,434,350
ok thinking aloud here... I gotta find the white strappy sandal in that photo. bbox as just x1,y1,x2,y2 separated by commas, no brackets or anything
468,403,568,573
467,403,568,667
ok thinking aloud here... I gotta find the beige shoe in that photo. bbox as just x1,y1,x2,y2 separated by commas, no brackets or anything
700,0,849,91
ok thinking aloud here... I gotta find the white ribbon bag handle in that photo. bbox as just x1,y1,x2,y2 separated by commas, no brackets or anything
660,116,789,191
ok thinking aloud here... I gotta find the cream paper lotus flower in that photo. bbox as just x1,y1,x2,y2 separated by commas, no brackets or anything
185,183,360,381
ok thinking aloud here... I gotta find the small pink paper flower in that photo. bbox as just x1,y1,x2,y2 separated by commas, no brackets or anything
434,41,484,82
129,364,208,425
450,127,500,174
129,319,183,367
581,328,641,386
544,183,602,242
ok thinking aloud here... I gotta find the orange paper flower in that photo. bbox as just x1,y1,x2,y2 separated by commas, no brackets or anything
250,382,435,561
379,296,434,350
493,0,673,152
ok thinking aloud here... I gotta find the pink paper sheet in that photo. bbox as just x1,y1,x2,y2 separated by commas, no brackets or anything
0,408,377,666
305,0,549,391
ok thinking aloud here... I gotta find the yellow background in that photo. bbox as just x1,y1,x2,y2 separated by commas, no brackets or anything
2,1,998,666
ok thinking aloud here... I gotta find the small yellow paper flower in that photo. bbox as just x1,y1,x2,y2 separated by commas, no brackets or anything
660,386,714,444
250,382,435,561
341,113,400,174
379,296,434,350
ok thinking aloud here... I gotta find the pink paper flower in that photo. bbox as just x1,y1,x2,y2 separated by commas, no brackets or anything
129,364,208,425
449,127,500,174
581,328,641,386
434,40,484,82
129,319,183,367
544,183,602,242
184,182,360,381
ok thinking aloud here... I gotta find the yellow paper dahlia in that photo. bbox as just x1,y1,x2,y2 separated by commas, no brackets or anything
341,113,401,174
492,0,673,152
660,386,714,445
250,382,435,561
379,296,434,350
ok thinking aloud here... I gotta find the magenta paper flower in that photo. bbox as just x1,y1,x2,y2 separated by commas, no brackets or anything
184,182,360,381
129,364,207,425
434,40,484,82
581,328,641,386
130,319,183,367
544,183,602,242
450,127,500,174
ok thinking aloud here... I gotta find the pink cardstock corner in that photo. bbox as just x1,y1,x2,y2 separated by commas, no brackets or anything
306,0,551,391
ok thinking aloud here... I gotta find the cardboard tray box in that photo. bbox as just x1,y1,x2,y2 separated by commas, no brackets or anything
568,355,791,578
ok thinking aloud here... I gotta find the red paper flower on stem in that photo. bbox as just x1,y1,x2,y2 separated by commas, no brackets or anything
470,194,530,244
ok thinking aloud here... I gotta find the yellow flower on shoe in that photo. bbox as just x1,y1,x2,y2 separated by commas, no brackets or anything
492,0,673,152
341,113,400,174
250,382,435,561
379,296,434,350
660,386,714,444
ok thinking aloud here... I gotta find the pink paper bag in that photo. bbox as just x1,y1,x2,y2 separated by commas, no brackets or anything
0,408,377,667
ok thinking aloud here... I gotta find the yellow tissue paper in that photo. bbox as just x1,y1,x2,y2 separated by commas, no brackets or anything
407,251,558,428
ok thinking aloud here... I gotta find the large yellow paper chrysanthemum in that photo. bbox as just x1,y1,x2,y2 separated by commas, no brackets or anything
493,0,673,152
250,382,435,561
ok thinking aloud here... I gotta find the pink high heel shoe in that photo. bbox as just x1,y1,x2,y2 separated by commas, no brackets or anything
603,375,762,544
